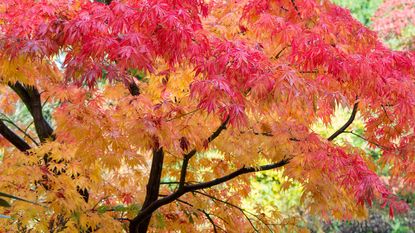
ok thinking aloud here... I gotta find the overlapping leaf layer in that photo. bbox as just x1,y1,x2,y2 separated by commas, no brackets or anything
0,0,414,232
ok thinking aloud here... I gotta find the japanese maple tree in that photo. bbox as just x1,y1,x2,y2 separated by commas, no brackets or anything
0,0,414,232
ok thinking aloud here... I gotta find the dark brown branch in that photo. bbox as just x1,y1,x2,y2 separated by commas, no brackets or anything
93,0,137,98
95,0,113,4
127,81,140,96
274,47,287,59
129,158,289,230
129,147,164,233
6,83,84,201
0,120,31,152
0,115,39,146
178,117,230,189
327,101,359,141
208,117,230,143
381,105,393,123
249,130,300,141
252,131,273,137
299,70,319,74
23,120,34,135
160,181,199,185
160,181,183,185
8,82,54,142
290,0,301,16
185,159,289,191
9,83,89,203
203,211,219,233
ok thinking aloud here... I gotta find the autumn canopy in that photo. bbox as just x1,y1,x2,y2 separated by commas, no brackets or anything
0,0,414,232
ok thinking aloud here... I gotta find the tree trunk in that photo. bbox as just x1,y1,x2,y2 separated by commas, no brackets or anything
129,147,164,233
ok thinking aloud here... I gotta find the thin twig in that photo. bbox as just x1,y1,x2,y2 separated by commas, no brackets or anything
166,109,199,122
160,181,199,185
115,218,131,222
203,211,219,233
381,105,393,123
24,120,34,134
274,47,287,59
91,196,110,211
380,105,400,134
327,100,359,141
239,129,301,142
193,190,273,232
290,0,301,17
172,198,226,232
343,131,391,150
41,96,51,108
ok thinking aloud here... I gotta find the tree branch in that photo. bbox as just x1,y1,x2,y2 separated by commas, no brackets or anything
8,82,54,142
127,81,140,96
203,211,219,233
129,158,289,229
185,159,289,191
129,147,164,233
178,116,230,189
290,0,301,17
95,0,113,4
299,70,319,74
0,114,39,146
381,105,393,123
207,117,230,143
274,47,288,59
327,101,359,141
0,120,31,152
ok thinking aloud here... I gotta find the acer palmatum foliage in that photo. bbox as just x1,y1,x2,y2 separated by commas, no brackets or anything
0,0,414,232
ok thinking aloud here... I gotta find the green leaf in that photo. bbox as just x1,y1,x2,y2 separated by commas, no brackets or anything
113,205,128,212
188,212,194,224
127,204,140,212
97,205,108,214
155,212,166,228
0,198,11,207
128,68,146,81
